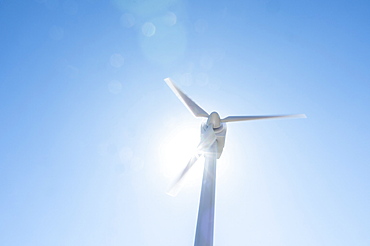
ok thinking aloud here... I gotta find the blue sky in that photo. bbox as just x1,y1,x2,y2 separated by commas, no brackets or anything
0,0,369,245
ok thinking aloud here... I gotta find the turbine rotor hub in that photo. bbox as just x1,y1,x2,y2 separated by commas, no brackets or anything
207,112,221,128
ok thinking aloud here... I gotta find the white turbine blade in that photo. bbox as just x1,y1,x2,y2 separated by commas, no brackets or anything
222,114,306,123
164,78,209,118
167,126,217,197
167,153,202,197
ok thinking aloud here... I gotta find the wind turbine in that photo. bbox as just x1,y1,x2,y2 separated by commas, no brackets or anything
164,78,306,246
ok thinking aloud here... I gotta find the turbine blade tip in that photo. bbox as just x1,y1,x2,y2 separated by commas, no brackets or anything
166,189,178,197
164,77,173,85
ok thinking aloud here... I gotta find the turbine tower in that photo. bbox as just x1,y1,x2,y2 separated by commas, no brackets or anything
164,78,306,246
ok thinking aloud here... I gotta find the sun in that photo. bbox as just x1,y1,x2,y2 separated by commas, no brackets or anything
159,123,205,188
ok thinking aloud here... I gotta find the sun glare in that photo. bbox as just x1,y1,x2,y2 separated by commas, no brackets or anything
159,122,232,191
159,124,204,188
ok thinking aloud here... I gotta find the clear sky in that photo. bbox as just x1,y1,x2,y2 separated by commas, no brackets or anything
1,0,369,245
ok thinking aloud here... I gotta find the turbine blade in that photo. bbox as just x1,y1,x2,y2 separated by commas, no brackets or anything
221,114,307,123
167,126,217,197
167,153,202,197
164,78,209,118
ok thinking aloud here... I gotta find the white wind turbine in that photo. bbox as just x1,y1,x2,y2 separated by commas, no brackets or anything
164,78,306,246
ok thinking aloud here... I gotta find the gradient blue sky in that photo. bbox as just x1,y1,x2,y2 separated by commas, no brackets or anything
1,0,369,245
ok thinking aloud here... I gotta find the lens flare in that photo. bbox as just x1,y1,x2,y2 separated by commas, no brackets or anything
159,125,203,187
142,22,156,37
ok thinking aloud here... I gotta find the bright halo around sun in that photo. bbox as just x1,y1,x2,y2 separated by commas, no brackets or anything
159,123,204,188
